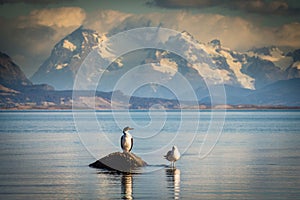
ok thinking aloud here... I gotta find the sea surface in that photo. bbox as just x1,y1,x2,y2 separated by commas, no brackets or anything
0,110,299,199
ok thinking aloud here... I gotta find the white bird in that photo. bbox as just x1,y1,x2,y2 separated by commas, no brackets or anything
164,146,180,168
121,126,134,152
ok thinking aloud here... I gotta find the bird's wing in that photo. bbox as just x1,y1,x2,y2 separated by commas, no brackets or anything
120,135,124,150
129,137,133,152
164,150,171,158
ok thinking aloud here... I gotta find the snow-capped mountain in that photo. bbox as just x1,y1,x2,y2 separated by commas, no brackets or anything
30,27,300,100
1,49,299,108
31,26,106,90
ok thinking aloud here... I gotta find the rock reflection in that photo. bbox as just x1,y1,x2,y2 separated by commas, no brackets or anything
166,168,180,199
121,173,133,200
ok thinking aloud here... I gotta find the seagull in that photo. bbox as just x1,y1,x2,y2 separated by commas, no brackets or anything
164,146,180,168
121,126,134,152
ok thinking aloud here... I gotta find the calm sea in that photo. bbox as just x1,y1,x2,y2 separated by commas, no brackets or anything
0,110,299,199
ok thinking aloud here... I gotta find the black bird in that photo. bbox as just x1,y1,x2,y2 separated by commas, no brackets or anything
121,126,134,152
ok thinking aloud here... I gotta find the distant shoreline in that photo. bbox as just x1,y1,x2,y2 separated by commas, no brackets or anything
1,105,300,111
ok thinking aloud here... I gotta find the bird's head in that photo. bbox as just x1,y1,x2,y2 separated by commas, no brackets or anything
123,126,134,134
172,145,178,150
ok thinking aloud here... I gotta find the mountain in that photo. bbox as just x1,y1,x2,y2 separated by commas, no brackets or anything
31,26,106,90
247,78,300,106
2,78,299,109
0,51,180,109
1,49,298,109
0,52,32,91
0,51,54,92
196,84,253,105
286,49,300,78
0,51,55,108
30,27,300,100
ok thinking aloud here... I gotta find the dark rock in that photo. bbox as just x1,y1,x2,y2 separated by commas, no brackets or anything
89,152,147,173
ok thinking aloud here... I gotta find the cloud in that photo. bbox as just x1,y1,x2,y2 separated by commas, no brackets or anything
84,10,132,33
106,14,164,36
0,7,86,76
147,0,214,8
273,22,300,47
0,0,74,5
228,0,291,15
158,12,266,50
0,17,57,75
1,7,300,77
148,0,300,16
171,12,300,50
89,10,300,51
19,7,86,28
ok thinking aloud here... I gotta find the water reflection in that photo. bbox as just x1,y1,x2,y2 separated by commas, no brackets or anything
166,168,181,199
121,173,133,200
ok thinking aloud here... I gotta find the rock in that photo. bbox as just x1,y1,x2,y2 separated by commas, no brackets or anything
89,152,147,173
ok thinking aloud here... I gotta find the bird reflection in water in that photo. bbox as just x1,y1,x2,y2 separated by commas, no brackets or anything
121,173,133,200
166,168,181,199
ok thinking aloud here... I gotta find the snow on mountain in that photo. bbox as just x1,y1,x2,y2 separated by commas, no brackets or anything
218,48,254,89
247,47,293,71
160,34,255,89
292,61,300,70
30,27,300,100
151,58,178,76
201,39,254,89
55,63,68,70
62,39,77,52
285,49,300,78
31,26,106,90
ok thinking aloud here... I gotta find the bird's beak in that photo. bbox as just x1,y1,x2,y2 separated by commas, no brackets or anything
129,127,134,130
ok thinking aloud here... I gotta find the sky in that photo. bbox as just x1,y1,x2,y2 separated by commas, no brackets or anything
0,0,300,77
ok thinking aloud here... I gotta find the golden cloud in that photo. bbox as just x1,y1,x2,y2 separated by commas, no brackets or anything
84,10,132,33
21,7,86,28
122,11,300,51
274,23,300,48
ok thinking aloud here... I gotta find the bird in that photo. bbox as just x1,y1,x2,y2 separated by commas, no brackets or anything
121,126,134,152
164,146,180,168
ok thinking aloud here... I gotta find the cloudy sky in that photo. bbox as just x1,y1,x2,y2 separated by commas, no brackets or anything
1,0,300,77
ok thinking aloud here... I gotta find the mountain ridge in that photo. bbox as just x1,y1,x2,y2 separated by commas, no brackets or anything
0,52,32,90
30,27,106,89
1,27,300,108
30,27,300,95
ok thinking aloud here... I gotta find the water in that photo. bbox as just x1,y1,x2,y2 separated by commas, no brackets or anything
0,110,299,199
